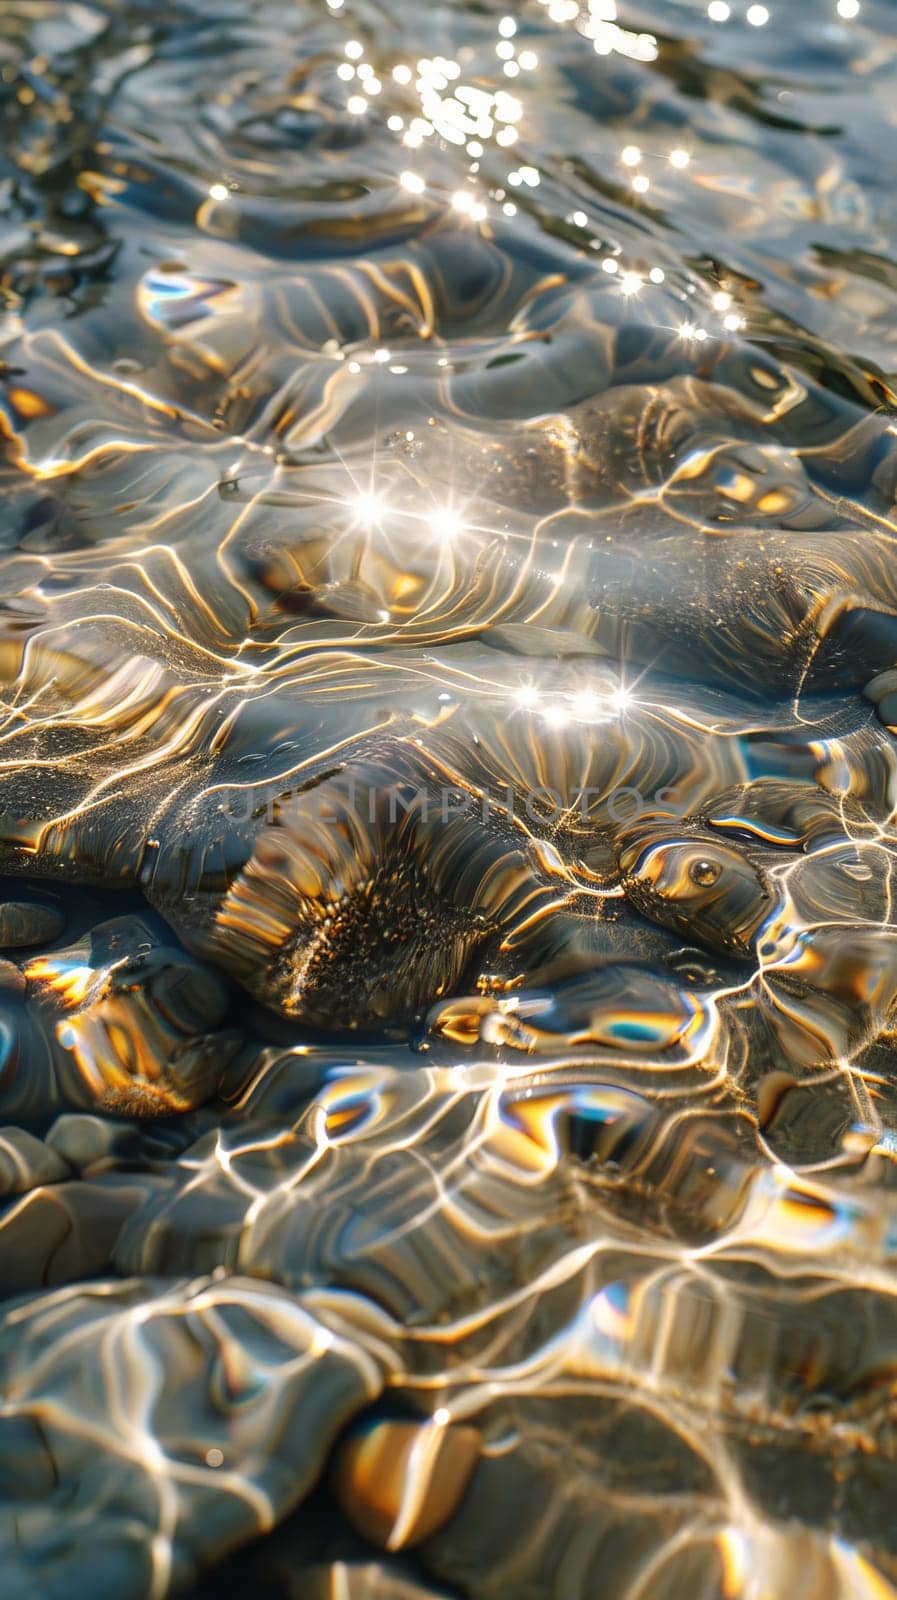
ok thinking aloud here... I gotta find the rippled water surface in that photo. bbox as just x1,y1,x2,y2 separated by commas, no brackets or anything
5,0,897,1594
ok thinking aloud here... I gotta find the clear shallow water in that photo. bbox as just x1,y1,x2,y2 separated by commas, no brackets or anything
3,0,897,1594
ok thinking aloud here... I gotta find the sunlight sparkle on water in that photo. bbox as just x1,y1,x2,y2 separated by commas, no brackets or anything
350,492,386,528
429,508,466,541
572,691,601,720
